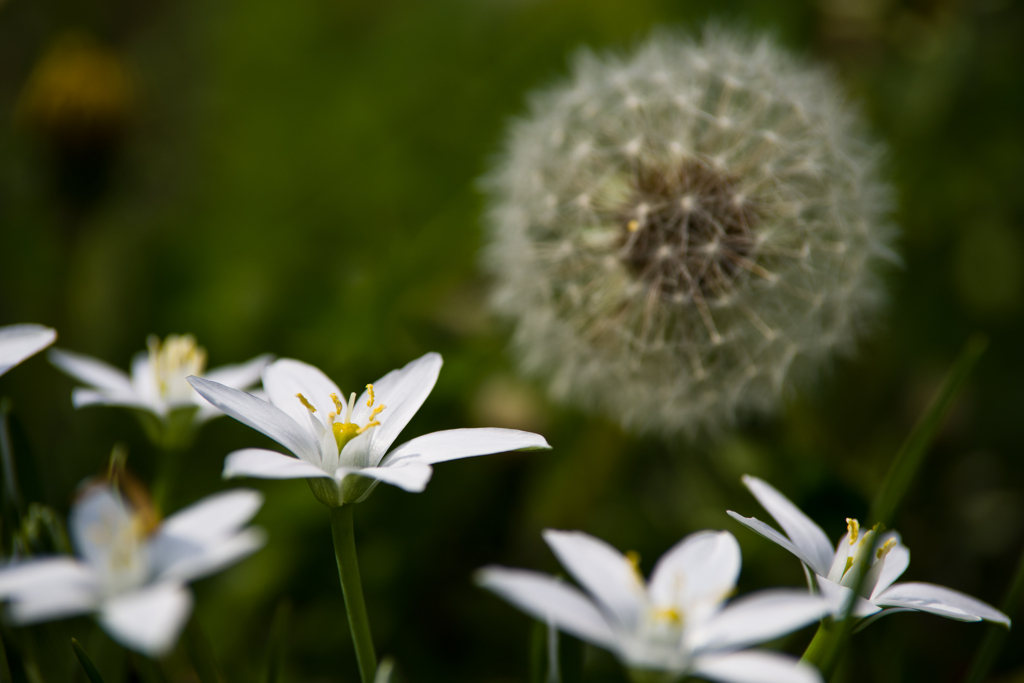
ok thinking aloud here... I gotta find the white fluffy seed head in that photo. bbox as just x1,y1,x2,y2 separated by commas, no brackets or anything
481,28,898,437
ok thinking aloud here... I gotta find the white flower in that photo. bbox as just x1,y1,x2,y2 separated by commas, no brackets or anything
0,484,265,656
728,475,1010,628
187,352,551,506
0,324,56,378
49,334,271,426
477,529,828,682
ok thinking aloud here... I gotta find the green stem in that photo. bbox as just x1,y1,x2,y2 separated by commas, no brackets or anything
0,633,13,683
329,505,377,683
185,617,225,683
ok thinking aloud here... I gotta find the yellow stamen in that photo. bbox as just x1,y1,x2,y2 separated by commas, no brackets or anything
330,392,345,414
876,538,897,560
625,550,642,580
366,384,375,407
627,219,640,232
654,606,682,623
847,518,860,545
296,393,317,413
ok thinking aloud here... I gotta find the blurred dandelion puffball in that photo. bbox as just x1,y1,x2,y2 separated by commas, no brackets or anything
483,30,896,436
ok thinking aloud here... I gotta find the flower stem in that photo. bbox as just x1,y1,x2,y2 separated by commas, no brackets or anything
330,505,377,683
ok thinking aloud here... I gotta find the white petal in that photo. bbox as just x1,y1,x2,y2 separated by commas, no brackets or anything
69,387,150,411
337,463,434,493
69,486,136,570
0,324,56,377
355,353,443,466
158,489,264,543
223,448,332,480
874,582,1009,626
870,535,910,597
740,476,835,577
690,589,829,654
99,582,193,657
815,578,881,618
0,557,96,598
188,377,320,462
542,529,644,630
152,527,266,583
8,586,99,624
130,350,160,407
727,511,821,573
382,428,551,467
261,358,341,432
475,566,618,650
48,348,133,395
649,530,740,622
692,651,823,683
203,354,273,391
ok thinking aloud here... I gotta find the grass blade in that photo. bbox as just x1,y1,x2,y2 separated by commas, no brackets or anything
71,639,106,683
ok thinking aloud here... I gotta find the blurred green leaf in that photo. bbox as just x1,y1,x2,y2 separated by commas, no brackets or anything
71,639,105,683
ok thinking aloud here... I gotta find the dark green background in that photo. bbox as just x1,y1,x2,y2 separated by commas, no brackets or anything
1,0,1022,681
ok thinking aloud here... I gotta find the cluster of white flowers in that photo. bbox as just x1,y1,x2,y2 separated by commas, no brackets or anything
483,29,897,435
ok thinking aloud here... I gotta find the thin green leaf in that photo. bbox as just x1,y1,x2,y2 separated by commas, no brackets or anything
0,633,13,683
261,600,292,683
185,619,225,683
71,639,106,683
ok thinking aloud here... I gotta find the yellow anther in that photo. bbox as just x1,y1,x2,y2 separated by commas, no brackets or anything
330,392,344,414
366,384,375,407
654,606,682,623
876,538,897,559
357,419,381,435
625,550,643,580
296,393,317,413
847,518,860,545
627,219,640,232
371,403,386,419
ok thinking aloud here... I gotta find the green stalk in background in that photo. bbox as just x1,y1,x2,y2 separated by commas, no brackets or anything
184,619,225,683
71,639,106,683
330,505,377,683
803,335,987,678
964,543,1024,683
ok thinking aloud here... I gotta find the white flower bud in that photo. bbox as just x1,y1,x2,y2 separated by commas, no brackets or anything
482,28,898,436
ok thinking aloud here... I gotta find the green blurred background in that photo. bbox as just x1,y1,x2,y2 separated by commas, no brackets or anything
1,0,1023,681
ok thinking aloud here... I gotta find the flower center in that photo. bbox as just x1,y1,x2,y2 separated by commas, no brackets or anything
295,384,386,452
840,518,897,583
148,333,207,402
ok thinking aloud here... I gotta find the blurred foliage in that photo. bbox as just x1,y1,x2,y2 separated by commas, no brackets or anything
1,0,1023,681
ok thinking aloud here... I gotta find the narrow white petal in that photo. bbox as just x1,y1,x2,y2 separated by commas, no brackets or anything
649,530,740,621
223,448,332,480
727,512,819,571
8,587,99,624
851,607,917,633
870,535,910,597
152,528,266,583
815,578,881,618
874,582,1009,626
48,347,132,393
740,476,835,576
158,489,264,543
130,350,160,407
0,558,95,598
261,358,341,431
542,529,645,630
99,583,193,657
337,463,434,493
356,353,443,466
382,428,551,467
69,387,151,411
203,354,273,391
690,589,829,654
188,377,320,462
69,486,136,570
0,324,56,377
692,651,823,683
475,566,618,650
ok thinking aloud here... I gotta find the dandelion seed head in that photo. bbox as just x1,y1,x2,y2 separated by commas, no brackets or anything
482,28,897,436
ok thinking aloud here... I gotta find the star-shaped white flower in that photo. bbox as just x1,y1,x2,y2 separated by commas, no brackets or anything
477,529,829,683
728,475,1010,629
187,352,550,506
50,334,271,427
0,324,56,378
0,484,265,656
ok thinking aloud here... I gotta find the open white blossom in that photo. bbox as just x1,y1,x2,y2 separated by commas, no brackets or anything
0,484,265,656
0,324,56,378
483,29,896,436
49,334,271,434
728,475,1010,629
188,352,550,506
478,529,828,682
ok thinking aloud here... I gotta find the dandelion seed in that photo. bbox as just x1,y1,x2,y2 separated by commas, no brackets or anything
482,28,897,435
